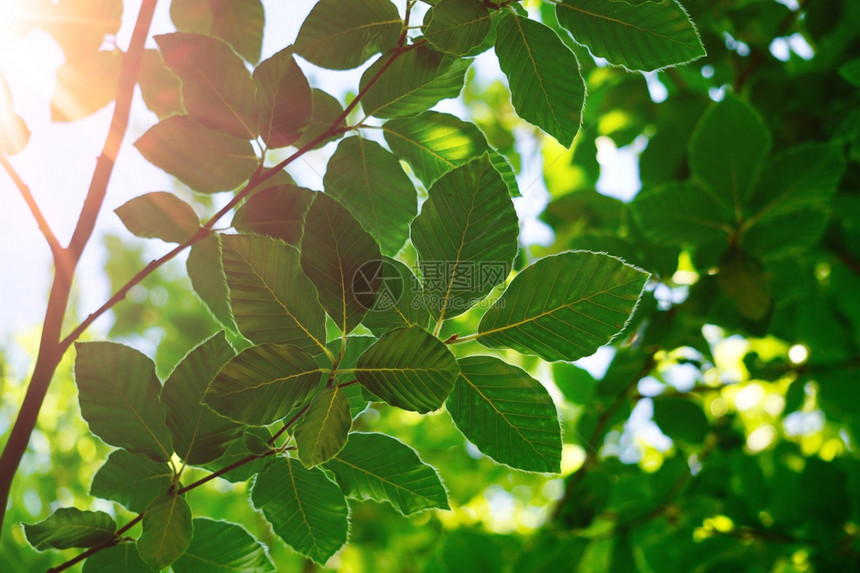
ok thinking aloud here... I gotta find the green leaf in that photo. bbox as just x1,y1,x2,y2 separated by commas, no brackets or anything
74,341,173,461
717,248,771,321
630,182,733,248
840,57,860,87
411,154,519,320
232,184,314,246
139,49,184,119
360,257,433,336
204,343,323,425
324,137,417,256
382,110,489,187
295,386,352,467
156,33,257,140
324,337,376,417
476,251,649,362
162,332,243,464
490,150,521,198
294,89,346,150
652,397,709,443
360,45,471,119
115,192,201,244
222,234,327,354
187,235,237,329
294,0,401,70
254,47,313,148
24,508,116,551
172,518,275,572
90,450,173,513
688,96,771,218
301,192,382,333
138,494,194,570
134,115,258,193
495,14,584,147
51,49,120,122
171,0,265,63
447,356,562,473
424,0,492,56
355,326,460,413
82,544,151,573
324,432,449,514
203,427,275,483
252,457,349,564
555,0,705,71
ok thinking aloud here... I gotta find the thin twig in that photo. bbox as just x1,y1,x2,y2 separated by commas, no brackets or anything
0,153,62,256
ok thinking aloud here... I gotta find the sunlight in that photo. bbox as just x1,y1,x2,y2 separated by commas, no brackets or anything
0,2,62,98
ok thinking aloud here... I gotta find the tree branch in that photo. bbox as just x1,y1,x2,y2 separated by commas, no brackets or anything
0,153,62,257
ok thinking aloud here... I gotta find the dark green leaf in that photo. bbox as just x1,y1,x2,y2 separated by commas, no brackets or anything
360,45,471,119
51,49,120,122
652,397,709,443
382,110,490,187
294,0,401,70
203,427,275,483
840,57,860,87
138,494,193,570
74,341,173,461
325,432,449,514
172,518,275,572
252,457,349,564
355,326,460,413
187,235,237,329
295,386,352,467
254,47,313,148
24,508,116,551
82,544,151,573
162,332,243,464
688,96,771,216
360,257,433,336
717,248,771,321
424,0,492,56
156,32,257,140
477,251,649,362
90,450,172,513
204,343,323,425
222,234,327,354
555,0,705,71
115,192,201,244
294,89,346,150
324,137,416,255
630,182,733,248
411,154,519,320
301,192,382,333
495,14,584,147
134,115,258,193
232,184,314,246
447,356,562,473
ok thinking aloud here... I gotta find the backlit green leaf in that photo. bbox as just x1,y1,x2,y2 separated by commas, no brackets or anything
653,397,709,443
115,192,201,244
477,251,649,362
203,427,275,483
74,341,172,461
555,0,705,71
24,508,116,551
204,343,323,425
254,47,313,149
294,89,346,150
630,182,733,248
82,544,151,573
138,494,193,570
355,326,460,413
295,386,352,467
360,257,433,336
325,432,449,514
90,450,172,513
134,115,258,193
411,154,519,321
170,0,264,63
161,332,243,465
447,356,562,473
139,49,184,119
717,248,771,320
360,45,471,119
222,234,327,354
424,0,492,56
173,518,275,572
156,32,257,140
51,49,120,122
301,192,382,333
187,235,236,329
232,184,314,246
495,14,584,147
324,137,416,256
252,457,349,564
294,0,401,70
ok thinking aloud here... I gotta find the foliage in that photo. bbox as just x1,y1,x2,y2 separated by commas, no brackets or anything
1,0,859,571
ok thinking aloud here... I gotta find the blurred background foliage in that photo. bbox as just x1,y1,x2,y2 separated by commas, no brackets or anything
2,0,860,570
